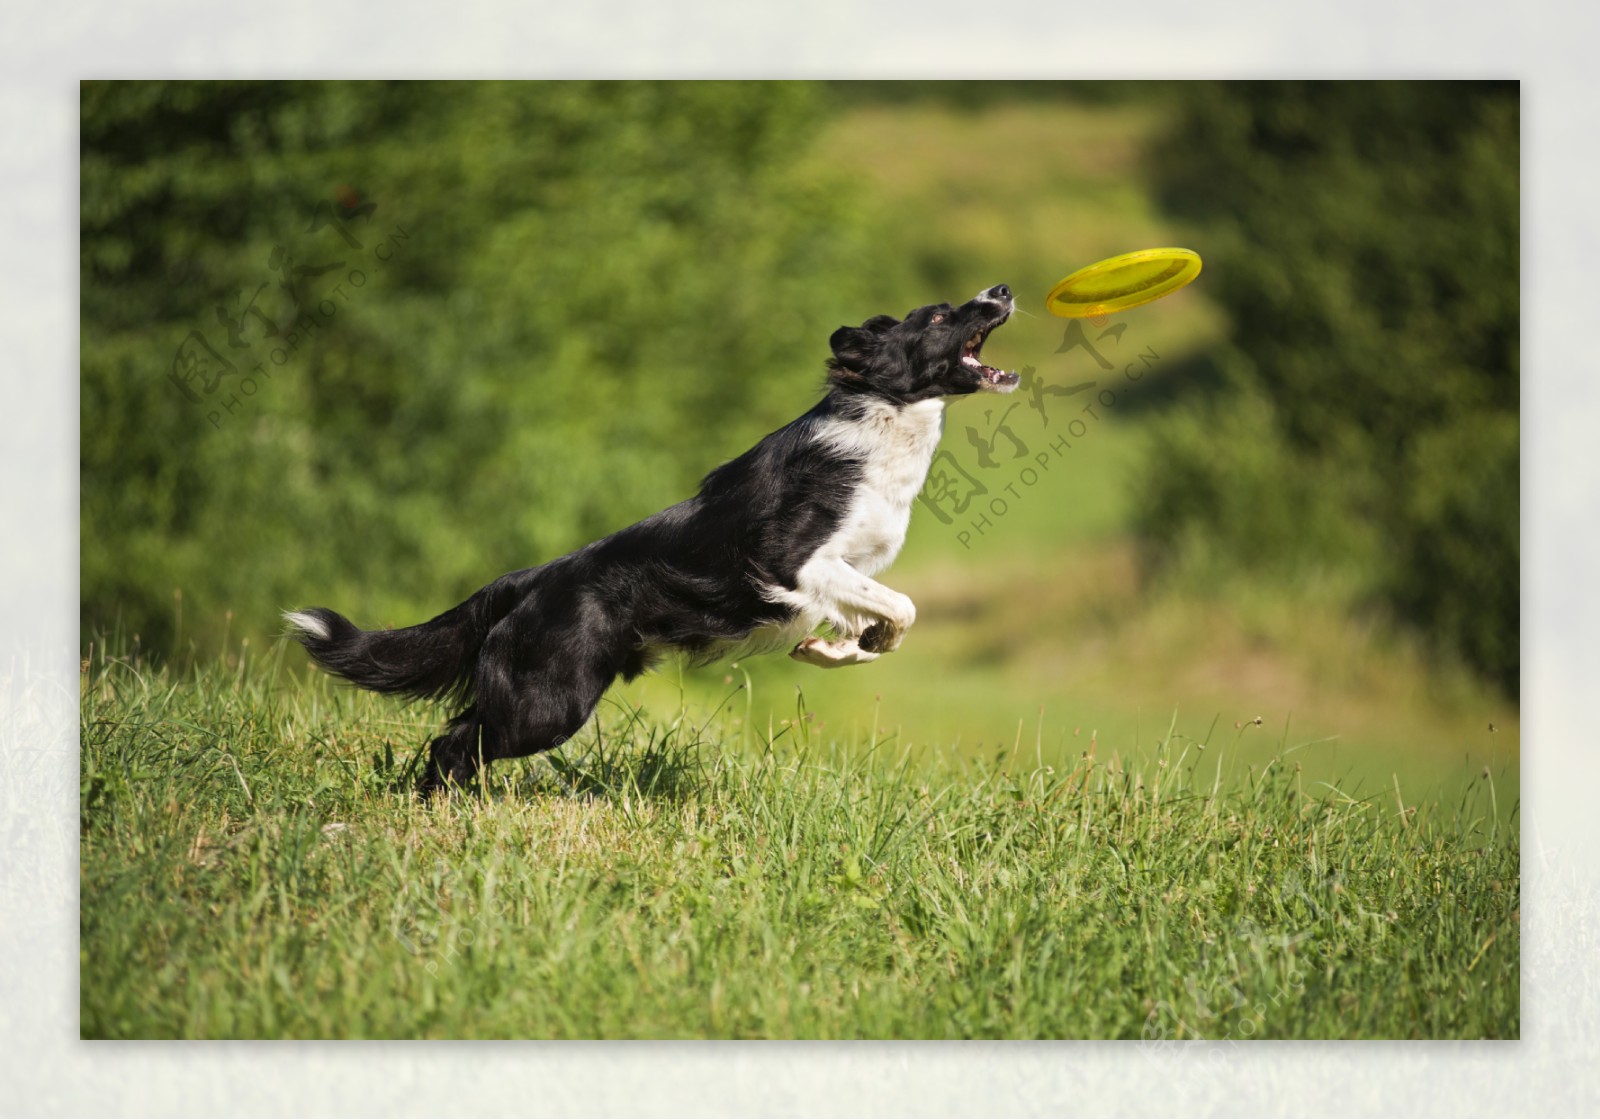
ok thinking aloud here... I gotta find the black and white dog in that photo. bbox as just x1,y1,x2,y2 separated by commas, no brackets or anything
287,284,1019,794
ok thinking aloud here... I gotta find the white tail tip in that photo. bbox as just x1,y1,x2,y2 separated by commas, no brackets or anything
283,610,331,641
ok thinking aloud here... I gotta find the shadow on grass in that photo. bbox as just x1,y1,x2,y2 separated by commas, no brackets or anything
497,698,720,807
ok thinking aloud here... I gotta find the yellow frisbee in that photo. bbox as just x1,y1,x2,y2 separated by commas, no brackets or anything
1044,247,1202,318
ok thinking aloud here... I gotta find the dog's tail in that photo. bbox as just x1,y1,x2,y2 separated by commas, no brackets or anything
283,568,540,703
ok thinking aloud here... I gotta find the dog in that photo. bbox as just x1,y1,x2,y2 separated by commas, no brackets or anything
286,284,1019,794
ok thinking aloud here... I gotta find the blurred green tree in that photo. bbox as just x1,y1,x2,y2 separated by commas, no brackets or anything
81,81,888,654
1138,81,1519,694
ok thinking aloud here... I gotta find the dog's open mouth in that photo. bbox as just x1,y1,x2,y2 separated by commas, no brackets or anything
960,321,1020,392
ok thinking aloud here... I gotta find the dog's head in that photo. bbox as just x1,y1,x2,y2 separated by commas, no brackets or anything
827,284,1019,403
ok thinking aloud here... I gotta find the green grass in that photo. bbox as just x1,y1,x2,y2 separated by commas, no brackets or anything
80,642,1519,1039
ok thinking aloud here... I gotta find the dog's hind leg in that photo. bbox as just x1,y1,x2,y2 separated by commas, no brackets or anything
468,602,620,783
418,652,616,798
418,706,485,796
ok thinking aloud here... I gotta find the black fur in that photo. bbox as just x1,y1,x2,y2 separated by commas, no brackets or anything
288,285,1017,795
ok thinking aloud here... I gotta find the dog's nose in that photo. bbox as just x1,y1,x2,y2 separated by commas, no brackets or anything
987,284,1012,302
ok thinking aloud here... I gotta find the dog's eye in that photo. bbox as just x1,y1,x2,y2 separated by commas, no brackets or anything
931,314,944,324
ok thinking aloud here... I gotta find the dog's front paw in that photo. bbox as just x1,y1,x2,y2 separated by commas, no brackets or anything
790,635,881,668
858,621,903,654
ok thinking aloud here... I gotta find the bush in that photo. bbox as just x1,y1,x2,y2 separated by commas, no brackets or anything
1138,81,1519,693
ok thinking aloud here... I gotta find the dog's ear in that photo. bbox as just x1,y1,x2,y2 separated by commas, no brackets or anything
829,316,898,373
828,326,874,372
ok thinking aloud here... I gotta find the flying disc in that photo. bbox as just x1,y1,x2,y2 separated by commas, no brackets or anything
1044,247,1202,319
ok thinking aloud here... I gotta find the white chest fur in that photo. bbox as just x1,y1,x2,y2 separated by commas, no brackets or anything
813,398,945,576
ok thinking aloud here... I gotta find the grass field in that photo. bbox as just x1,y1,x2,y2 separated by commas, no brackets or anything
79,644,1519,1040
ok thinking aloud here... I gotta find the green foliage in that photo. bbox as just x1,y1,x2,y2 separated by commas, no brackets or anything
1137,81,1519,693
80,648,1519,1039
1390,410,1520,694
81,81,890,653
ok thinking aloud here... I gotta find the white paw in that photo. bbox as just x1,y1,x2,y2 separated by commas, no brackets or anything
789,635,881,669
